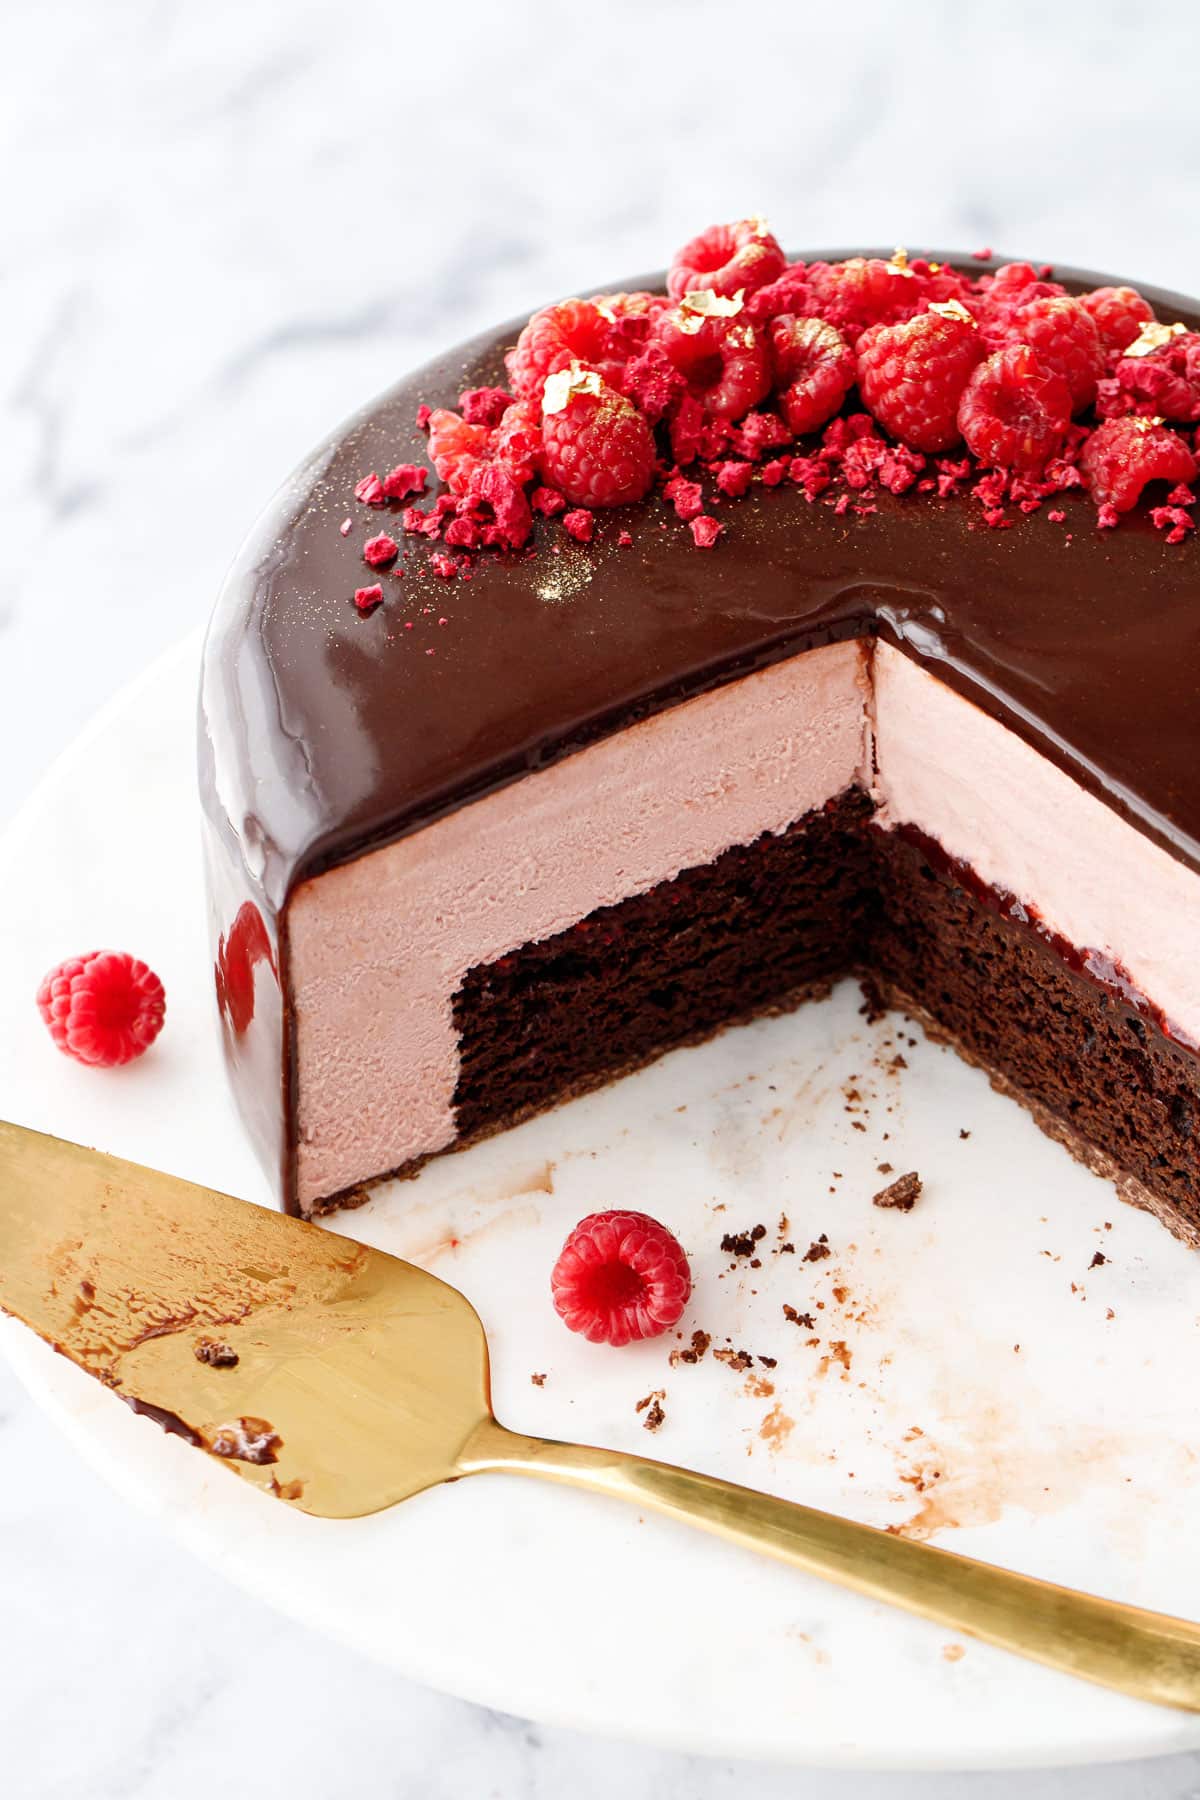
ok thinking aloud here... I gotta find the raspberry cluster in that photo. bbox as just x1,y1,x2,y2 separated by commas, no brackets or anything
349,225,1199,600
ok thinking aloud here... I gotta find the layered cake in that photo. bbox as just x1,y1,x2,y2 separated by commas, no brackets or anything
200,226,1200,1237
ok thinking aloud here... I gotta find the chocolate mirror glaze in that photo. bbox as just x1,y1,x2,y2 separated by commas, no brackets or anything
201,253,1200,922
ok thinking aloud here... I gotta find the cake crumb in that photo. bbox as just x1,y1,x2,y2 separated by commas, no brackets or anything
942,1643,966,1663
194,1339,239,1369
713,1347,753,1373
530,1372,547,1387
669,1329,711,1367
858,977,888,1023
635,1389,666,1431
873,1171,922,1212
959,1128,971,1139
721,1224,767,1258
784,1305,816,1329
877,1161,894,1175
803,1235,831,1262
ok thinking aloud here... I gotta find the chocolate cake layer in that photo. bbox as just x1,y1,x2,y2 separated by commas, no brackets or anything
452,790,876,1143
447,806,1200,1239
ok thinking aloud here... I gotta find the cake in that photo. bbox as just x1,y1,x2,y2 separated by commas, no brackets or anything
199,227,1200,1238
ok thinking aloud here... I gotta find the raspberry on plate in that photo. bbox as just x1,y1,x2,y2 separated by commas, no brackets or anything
540,365,656,506
957,345,1073,472
1079,285,1156,355
37,950,166,1067
856,302,984,453
657,296,772,420
551,1210,692,1346
505,298,625,401
1008,296,1104,413
1081,416,1197,513
667,217,786,302
770,315,855,436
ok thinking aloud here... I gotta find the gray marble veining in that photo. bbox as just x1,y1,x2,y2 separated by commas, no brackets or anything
4,0,1200,1793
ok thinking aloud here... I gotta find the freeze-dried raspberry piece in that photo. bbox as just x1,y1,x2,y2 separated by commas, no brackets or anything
562,509,593,542
1081,416,1197,513
464,461,534,549
716,459,754,497
770,315,855,436
690,515,722,548
354,472,385,506
667,218,786,302
1079,286,1156,355
1009,296,1104,413
540,367,656,507
459,386,513,427
426,409,490,495
730,409,792,460
1098,327,1200,423
957,345,1073,472
618,340,687,423
658,298,772,420
505,298,625,401
382,464,426,501
662,475,703,520
531,485,566,516
362,531,399,568
491,398,542,485
429,552,460,578
354,583,384,613
856,304,984,452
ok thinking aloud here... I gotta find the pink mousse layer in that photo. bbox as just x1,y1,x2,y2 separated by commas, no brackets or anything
287,640,872,1211
287,636,1200,1213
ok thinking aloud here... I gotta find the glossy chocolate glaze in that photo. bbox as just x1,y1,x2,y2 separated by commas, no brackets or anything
198,254,1200,1208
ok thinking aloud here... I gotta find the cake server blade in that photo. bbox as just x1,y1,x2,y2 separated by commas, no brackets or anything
6,1117,1200,1714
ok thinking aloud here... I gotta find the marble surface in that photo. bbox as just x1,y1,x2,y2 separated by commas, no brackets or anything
5,0,1200,1793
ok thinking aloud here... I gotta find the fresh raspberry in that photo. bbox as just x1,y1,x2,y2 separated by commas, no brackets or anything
491,398,542,485
1099,329,1200,423
540,370,656,506
770,315,855,436
1079,286,1156,355
505,298,625,401
1081,416,1197,513
976,262,1065,342
551,1210,691,1346
362,531,398,568
381,464,426,501
426,409,490,495
957,345,1073,472
459,386,513,427
38,951,166,1068
808,256,925,344
354,583,384,612
856,304,984,453
667,218,787,302
657,304,772,419
744,261,816,321
1008,296,1104,413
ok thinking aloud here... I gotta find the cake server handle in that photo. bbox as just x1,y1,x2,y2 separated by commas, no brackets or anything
459,1418,1200,1711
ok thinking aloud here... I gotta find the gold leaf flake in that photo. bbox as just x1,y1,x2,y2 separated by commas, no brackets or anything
1123,320,1187,359
888,246,914,278
747,215,772,238
929,298,976,325
594,300,617,323
1132,414,1166,432
676,287,745,334
542,361,604,415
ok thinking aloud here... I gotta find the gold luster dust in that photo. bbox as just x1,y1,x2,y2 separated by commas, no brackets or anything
536,545,594,604
677,287,746,334
929,298,976,325
542,361,604,415
1124,320,1187,359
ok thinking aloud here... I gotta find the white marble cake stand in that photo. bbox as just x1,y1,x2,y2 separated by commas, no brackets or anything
4,634,1200,1770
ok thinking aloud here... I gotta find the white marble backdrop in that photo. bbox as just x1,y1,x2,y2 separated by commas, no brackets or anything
4,1,1200,1794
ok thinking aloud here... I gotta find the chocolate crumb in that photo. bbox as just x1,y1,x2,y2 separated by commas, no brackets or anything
635,1388,666,1431
873,1171,922,1212
194,1339,239,1369
877,1161,894,1175
959,1128,971,1139
778,1241,795,1254
669,1328,711,1367
803,1235,831,1263
758,1355,777,1369
530,1372,547,1387
721,1224,766,1258
1089,1251,1108,1269
784,1305,816,1329
713,1347,753,1372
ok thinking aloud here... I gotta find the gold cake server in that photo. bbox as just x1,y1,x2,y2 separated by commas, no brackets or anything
3,1117,1200,1711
